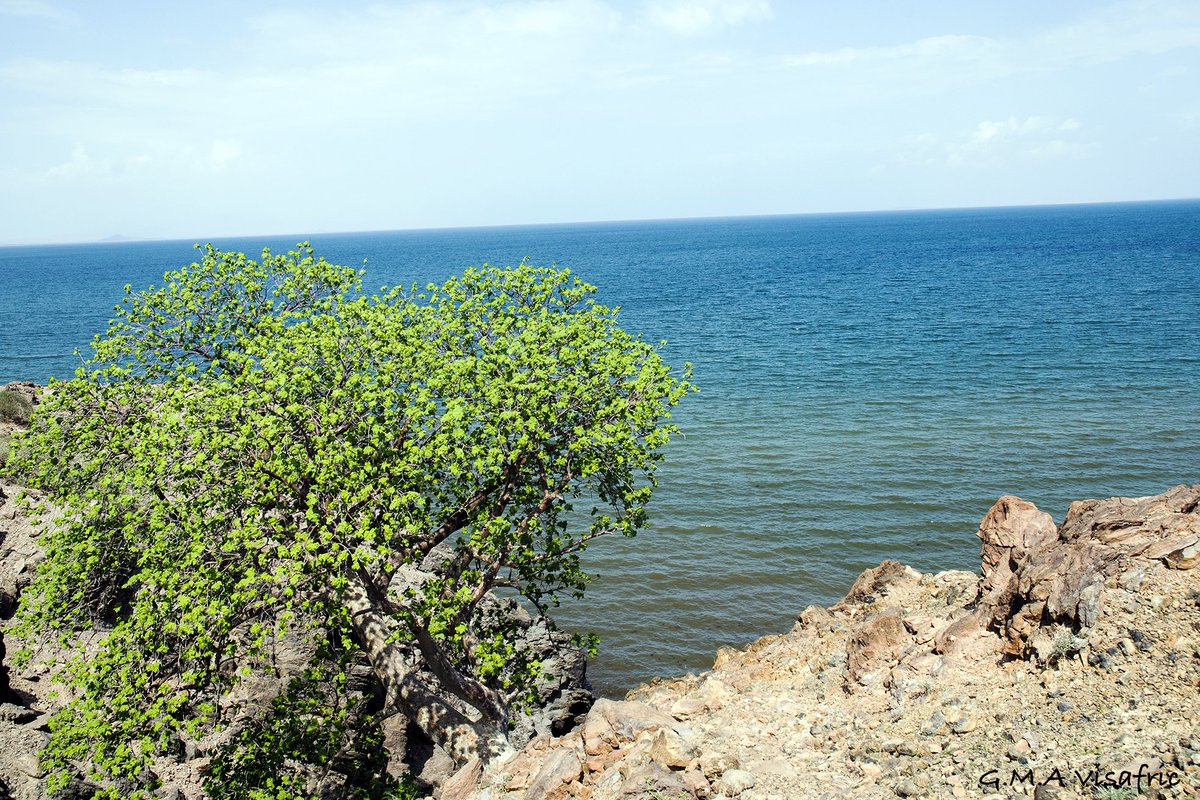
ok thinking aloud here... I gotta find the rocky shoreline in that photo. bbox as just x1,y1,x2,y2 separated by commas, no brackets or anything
2,394,1199,800
445,486,1200,800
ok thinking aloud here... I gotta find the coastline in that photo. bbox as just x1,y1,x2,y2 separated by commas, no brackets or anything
449,486,1200,800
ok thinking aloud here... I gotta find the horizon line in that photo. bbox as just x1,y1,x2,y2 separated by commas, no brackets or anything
3,195,1198,249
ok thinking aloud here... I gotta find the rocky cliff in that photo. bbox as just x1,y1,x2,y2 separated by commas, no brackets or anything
444,485,1200,800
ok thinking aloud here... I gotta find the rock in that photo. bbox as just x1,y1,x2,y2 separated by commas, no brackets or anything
682,768,710,797
524,749,581,800
835,560,921,609
749,758,799,778
12,751,40,777
380,713,411,780
647,727,696,769
716,768,755,796
895,779,922,797
414,744,457,791
699,750,740,781
976,496,1059,608
798,604,836,633
943,707,976,734
440,758,483,800
1007,739,1032,762
618,762,688,797
1148,536,1200,569
846,608,912,685
0,702,38,724
669,696,707,720
1033,782,1061,799
582,699,677,756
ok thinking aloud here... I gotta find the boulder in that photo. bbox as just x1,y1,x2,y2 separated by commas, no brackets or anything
524,748,581,800
939,485,1200,657
846,607,912,685
582,699,678,756
834,560,921,610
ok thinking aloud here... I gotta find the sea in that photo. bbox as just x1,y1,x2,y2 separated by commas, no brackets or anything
2,199,1198,696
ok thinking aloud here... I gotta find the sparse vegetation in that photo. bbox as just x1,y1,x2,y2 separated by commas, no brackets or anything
0,389,32,425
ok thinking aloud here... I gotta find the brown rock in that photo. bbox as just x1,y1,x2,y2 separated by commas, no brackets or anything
380,713,410,780
847,608,912,685
582,698,677,756
439,758,482,800
835,560,921,610
682,765,711,798
716,768,756,796
698,750,739,781
983,487,1200,654
524,748,582,800
618,762,688,797
669,696,707,720
647,727,696,769
976,495,1058,616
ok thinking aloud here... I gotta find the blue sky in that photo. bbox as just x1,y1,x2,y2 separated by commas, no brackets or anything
1,0,1197,244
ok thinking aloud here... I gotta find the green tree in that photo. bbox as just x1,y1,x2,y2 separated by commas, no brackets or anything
8,244,691,798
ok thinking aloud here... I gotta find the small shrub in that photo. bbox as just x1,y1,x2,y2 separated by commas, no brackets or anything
1051,628,1075,660
1095,788,1137,800
0,390,32,425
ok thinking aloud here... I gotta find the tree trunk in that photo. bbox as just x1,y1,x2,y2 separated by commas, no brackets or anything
342,573,499,765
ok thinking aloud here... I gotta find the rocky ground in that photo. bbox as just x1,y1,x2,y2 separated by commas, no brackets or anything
449,486,1200,800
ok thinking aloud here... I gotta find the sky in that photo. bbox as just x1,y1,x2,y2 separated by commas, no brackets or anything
0,0,1197,244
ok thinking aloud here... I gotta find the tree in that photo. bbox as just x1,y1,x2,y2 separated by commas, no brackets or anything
7,244,692,798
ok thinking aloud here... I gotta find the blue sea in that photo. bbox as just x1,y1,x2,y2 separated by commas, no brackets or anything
2,200,1199,695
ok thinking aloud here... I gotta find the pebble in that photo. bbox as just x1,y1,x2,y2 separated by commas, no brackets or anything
717,768,756,796
1007,739,1032,762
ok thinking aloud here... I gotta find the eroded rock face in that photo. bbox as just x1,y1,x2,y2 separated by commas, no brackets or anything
973,485,1200,656
846,608,911,686
1060,483,1200,567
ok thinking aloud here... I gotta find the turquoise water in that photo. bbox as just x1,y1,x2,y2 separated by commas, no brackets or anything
2,200,1198,695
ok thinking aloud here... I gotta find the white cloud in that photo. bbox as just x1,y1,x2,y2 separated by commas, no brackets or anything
644,0,771,36
1028,139,1101,159
779,34,993,68
945,117,1099,167
776,0,1200,88
0,0,79,24
44,143,109,180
